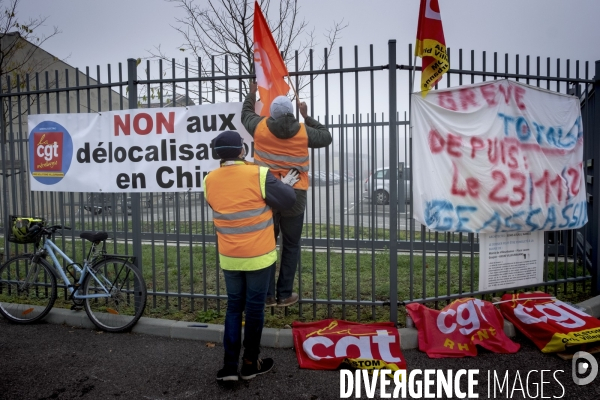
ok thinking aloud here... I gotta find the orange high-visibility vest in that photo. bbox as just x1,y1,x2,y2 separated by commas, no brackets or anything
204,162,276,271
253,118,310,190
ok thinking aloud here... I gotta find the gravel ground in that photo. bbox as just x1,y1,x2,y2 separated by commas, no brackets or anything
0,317,599,400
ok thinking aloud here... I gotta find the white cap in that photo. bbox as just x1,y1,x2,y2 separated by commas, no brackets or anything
270,96,294,118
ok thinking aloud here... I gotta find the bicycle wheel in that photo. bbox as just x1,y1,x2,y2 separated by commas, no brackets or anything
82,258,147,332
0,254,57,323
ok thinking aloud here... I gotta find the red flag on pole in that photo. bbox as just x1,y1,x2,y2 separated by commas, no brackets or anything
415,0,449,97
253,1,290,117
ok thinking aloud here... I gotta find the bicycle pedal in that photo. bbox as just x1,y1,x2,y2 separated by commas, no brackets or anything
70,304,83,311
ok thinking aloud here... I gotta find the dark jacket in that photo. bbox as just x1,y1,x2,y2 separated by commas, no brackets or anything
264,170,296,211
205,161,296,212
241,93,332,216
242,93,332,147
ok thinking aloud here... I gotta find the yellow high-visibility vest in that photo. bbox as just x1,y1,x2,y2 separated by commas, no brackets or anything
204,162,276,270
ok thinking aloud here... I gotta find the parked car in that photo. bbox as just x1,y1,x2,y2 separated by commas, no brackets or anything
308,170,339,185
342,172,355,182
83,193,132,215
84,193,156,215
83,192,197,215
363,166,411,205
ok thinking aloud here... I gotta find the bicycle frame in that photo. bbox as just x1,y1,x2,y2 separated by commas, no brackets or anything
40,239,113,300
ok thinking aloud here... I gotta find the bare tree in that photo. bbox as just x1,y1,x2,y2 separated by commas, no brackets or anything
0,0,61,142
1,0,61,227
147,0,347,103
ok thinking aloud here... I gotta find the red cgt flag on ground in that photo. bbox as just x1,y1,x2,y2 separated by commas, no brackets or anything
415,0,449,97
406,298,520,358
253,1,290,117
292,319,407,375
499,293,600,353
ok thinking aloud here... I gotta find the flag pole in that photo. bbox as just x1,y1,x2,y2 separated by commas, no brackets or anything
409,50,417,140
411,53,418,95
286,75,299,101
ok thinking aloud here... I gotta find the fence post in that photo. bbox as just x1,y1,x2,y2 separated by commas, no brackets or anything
388,40,399,324
127,59,143,278
0,98,6,262
593,60,600,295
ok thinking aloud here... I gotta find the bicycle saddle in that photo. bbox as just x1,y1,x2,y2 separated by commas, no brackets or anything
80,231,108,243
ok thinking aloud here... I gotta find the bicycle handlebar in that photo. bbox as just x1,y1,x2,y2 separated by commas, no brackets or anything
41,225,72,235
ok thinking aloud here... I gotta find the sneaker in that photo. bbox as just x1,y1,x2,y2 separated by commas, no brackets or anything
265,296,277,307
240,358,274,380
277,293,299,307
216,365,239,381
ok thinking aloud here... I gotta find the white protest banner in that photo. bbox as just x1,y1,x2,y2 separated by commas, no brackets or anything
478,231,544,292
28,103,252,192
412,79,587,233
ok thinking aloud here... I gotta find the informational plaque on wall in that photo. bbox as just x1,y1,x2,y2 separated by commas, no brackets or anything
479,231,544,291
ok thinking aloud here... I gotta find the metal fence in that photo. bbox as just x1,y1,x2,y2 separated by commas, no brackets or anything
1,40,598,325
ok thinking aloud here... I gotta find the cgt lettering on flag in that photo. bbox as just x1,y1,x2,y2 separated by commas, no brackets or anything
292,319,408,375
500,293,600,353
406,298,520,358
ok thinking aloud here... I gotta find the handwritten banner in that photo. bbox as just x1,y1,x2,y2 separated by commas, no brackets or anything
27,102,252,192
412,79,587,233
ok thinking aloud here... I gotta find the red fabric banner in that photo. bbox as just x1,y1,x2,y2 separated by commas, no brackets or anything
499,293,600,353
406,298,520,358
415,0,449,97
253,1,290,117
292,319,407,373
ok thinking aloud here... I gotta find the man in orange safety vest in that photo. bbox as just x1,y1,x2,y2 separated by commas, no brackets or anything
204,130,298,381
242,81,332,308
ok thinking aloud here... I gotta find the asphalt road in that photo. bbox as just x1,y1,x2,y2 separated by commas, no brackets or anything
1,318,599,400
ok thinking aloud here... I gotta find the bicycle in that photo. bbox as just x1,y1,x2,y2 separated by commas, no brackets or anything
0,216,147,332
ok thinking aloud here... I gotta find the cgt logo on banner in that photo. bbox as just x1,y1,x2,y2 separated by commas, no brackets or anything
29,121,75,185
499,293,600,353
406,298,520,358
292,319,407,376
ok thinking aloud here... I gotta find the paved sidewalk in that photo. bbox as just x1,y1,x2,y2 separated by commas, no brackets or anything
0,295,599,399
39,294,600,350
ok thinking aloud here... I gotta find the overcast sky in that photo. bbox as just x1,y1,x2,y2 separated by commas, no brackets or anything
13,0,600,169
17,0,600,75
14,0,600,126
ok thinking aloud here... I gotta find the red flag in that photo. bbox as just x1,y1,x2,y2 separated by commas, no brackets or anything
292,319,407,375
406,298,520,358
499,293,600,353
253,1,290,117
415,0,449,97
